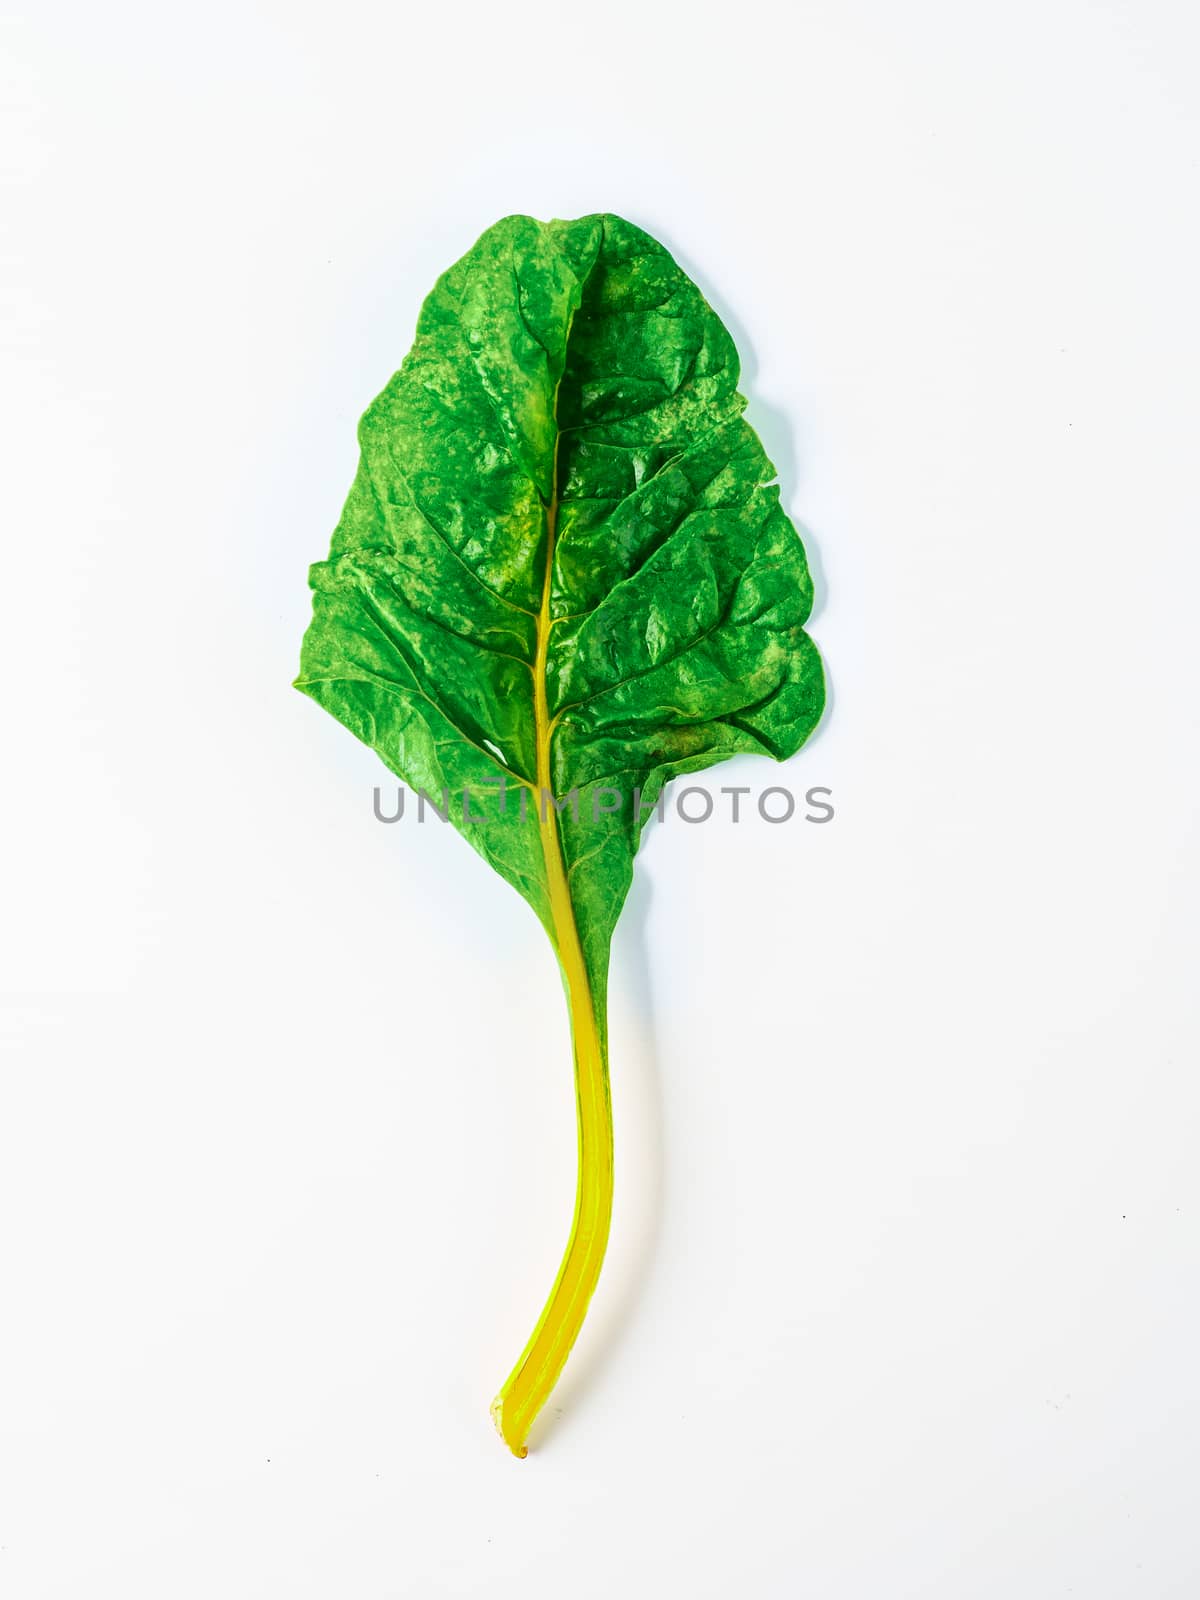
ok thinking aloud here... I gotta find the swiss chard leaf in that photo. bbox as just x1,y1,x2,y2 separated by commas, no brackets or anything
296,214,824,1454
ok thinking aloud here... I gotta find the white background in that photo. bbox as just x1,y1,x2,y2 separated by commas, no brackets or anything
3,1,1198,1595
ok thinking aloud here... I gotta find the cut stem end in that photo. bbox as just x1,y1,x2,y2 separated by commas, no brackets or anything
490,1396,529,1459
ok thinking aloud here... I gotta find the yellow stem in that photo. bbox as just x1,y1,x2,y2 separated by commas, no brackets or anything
488,926,612,1457
489,420,614,1458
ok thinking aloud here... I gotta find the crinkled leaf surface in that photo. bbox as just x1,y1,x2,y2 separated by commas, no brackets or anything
297,213,824,1012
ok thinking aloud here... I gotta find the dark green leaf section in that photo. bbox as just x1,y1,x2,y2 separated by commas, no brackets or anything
296,214,824,999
